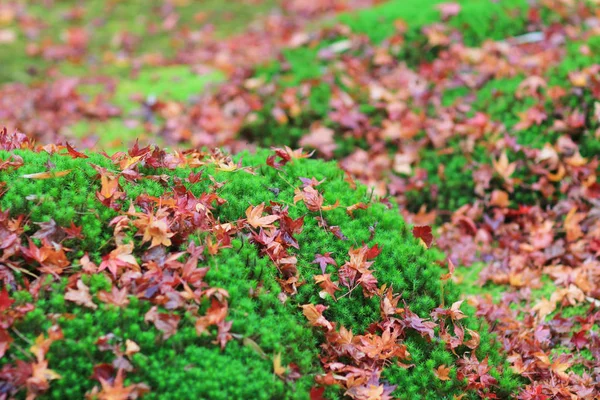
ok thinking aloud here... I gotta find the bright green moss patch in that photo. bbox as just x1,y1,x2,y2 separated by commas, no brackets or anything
114,66,225,109
14,244,320,399
340,0,529,46
0,145,520,398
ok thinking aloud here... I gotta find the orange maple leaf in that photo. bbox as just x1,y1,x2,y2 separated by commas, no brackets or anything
96,369,148,400
301,304,333,331
434,365,451,381
99,244,139,277
245,203,280,228
134,211,174,248
22,169,72,179
273,352,287,377
314,274,340,300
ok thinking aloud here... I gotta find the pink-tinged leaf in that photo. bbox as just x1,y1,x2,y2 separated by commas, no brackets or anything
312,253,337,274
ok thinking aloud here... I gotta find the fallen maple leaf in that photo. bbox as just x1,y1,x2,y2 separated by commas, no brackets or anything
412,226,433,248
531,298,556,321
492,152,516,183
97,286,130,308
144,306,180,340
314,274,340,300
434,364,451,381
301,304,333,331
95,368,149,400
312,253,337,274
564,207,585,242
245,203,280,228
293,186,324,212
26,359,61,397
346,202,368,217
489,190,509,208
98,244,139,277
464,328,480,350
310,387,326,400
99,174,120,200
299,125,337,158
135,212,174,248
125,339,140,356
64,279,97,309
0,287,14,311
66,142,89,159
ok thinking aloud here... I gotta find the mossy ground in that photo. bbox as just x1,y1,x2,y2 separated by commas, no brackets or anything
0,146,521,398
0,0,274,83
1,0,599,397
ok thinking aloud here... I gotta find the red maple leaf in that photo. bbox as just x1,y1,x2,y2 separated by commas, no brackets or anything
65,142,89,159
412,226,433,248
0,287,14,311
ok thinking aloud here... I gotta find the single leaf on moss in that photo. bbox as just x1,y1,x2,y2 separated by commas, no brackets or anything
412,225,433,248
245,203,280,228
434,364,451,381
64,279,97,310
21,169,72,179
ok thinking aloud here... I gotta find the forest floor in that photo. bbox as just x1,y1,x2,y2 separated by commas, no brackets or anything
1,0,599,399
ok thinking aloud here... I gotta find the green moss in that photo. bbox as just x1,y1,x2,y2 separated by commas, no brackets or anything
0,148,520,398
339,0,529,46
113,66,225,109
12,243,319,399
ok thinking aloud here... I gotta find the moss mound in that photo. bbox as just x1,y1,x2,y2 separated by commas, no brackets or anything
0,135,520,398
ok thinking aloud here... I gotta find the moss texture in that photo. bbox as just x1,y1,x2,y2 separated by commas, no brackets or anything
0,146,520,398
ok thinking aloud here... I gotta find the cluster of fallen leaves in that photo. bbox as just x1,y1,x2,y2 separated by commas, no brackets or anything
0,0,375,145
154,0,600,396
192,2,600,396
0,133,247,397
435,145,600,397
0,129,505,399
306,286,493,399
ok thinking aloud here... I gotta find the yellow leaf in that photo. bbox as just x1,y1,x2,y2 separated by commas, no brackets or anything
547,164,566,182
321,199,340,211
22,169,72,179
216,161,239,172
120,155,141,170
125,339,140,356
492,152,516,182
273,352,286,377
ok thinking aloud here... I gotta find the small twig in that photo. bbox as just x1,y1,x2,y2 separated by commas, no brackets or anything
6,263,39,279
11,327,33,345
277,172,296,190
337,283,360,300
10,342,35,361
